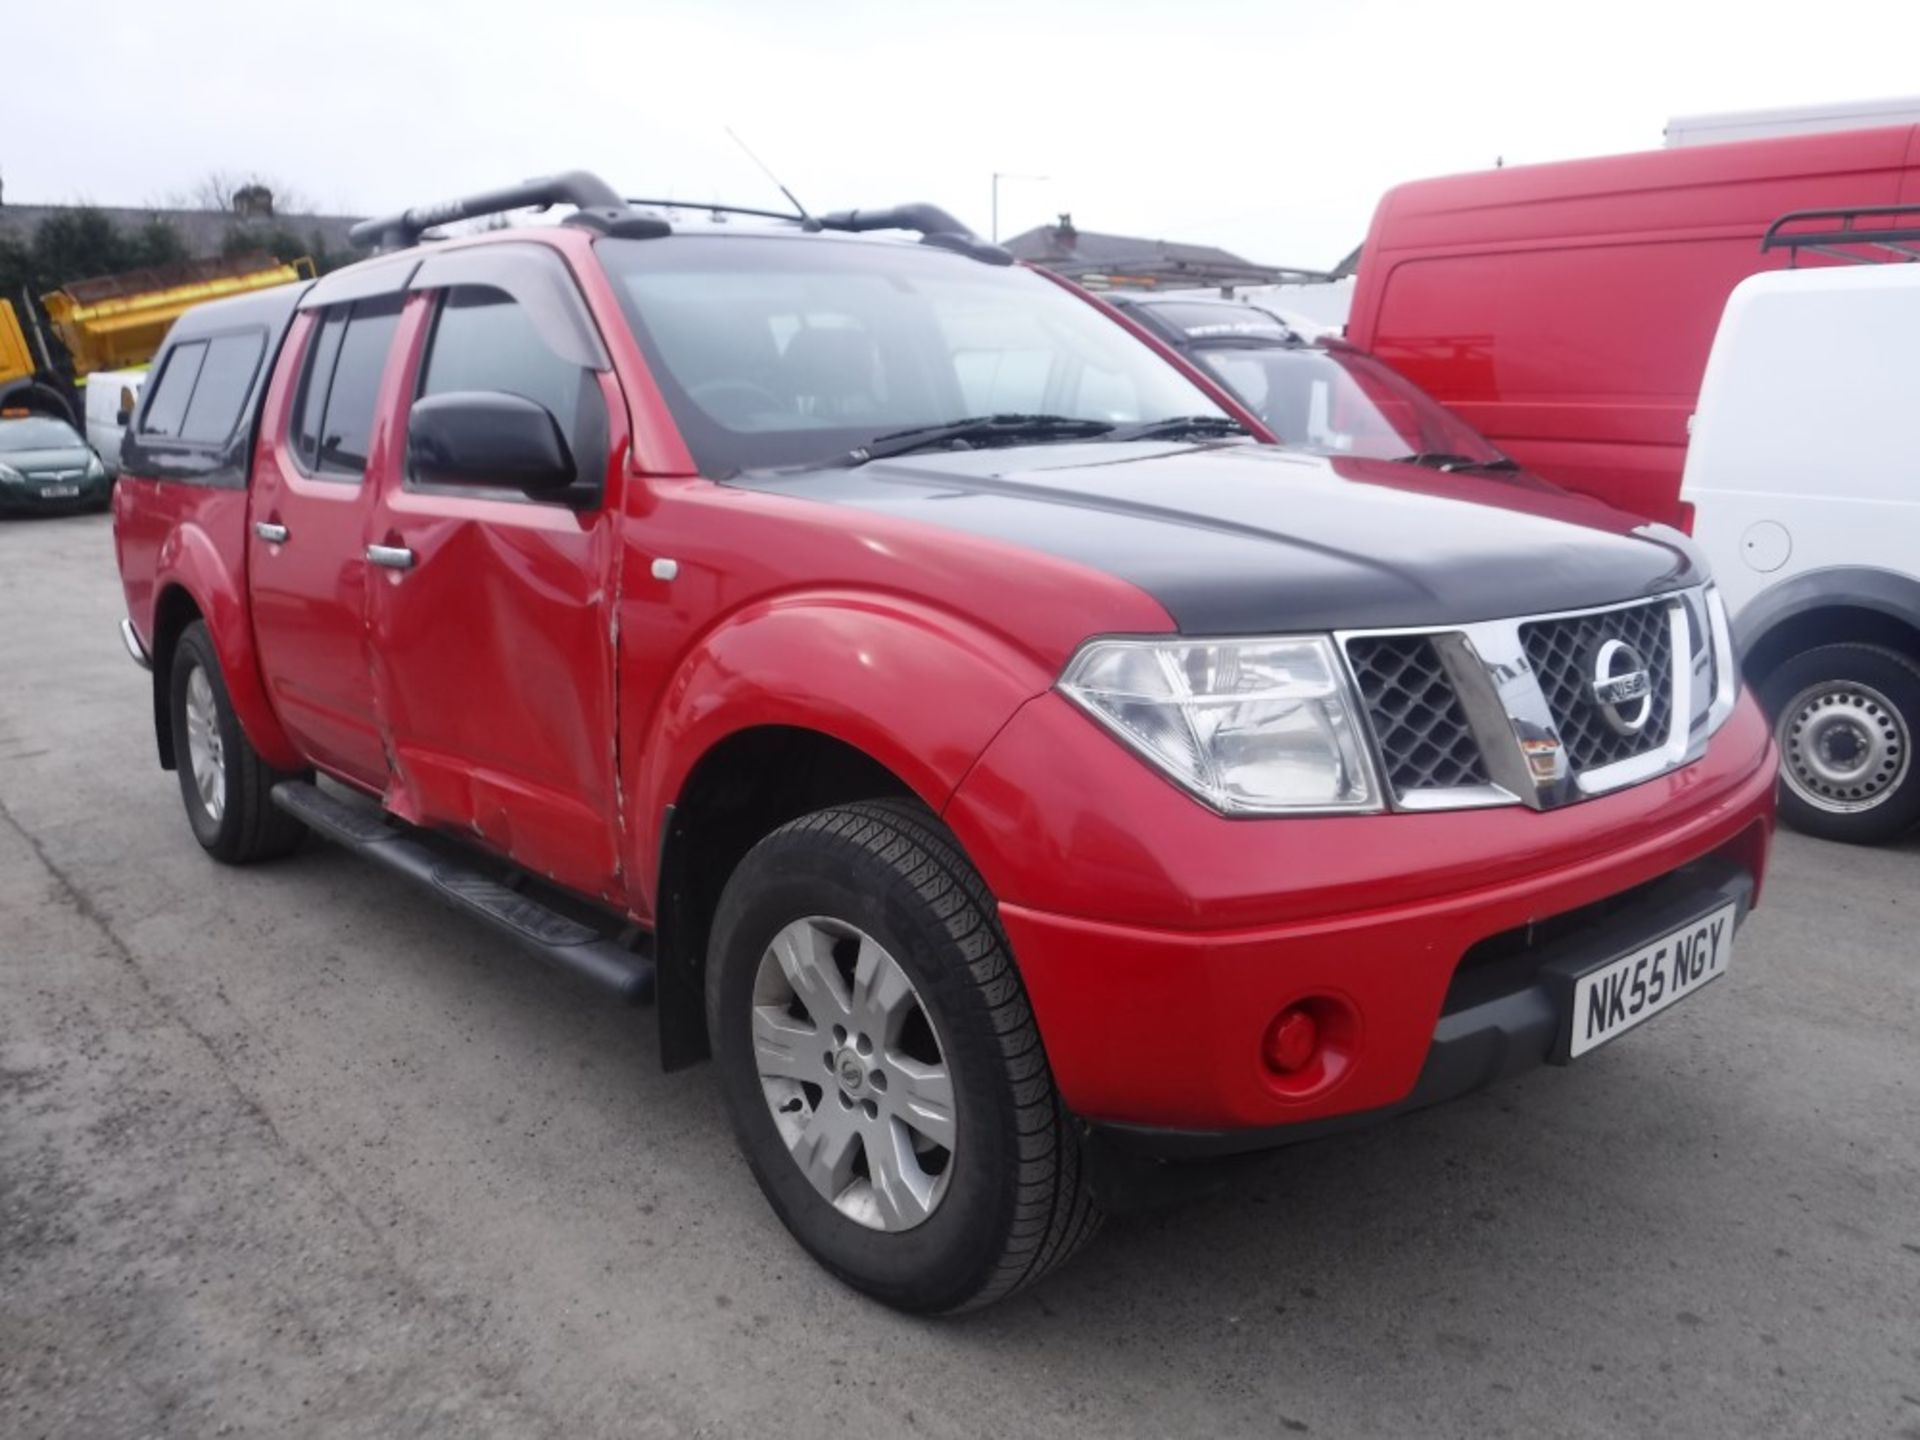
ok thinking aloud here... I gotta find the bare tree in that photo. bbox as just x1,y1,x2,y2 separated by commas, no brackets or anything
147,171,318,217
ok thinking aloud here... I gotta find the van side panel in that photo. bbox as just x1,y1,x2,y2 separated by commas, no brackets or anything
1348,125,1920,524
1682,266,1920,620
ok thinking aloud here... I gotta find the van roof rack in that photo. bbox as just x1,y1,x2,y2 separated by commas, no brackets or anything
1761,204,1920,266
349,170,670,250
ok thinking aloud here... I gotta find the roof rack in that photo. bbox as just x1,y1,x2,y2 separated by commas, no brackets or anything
815,205,1012,265
627,197,817,228
350,171,1012,264
1761,204,1920,266
348,170,669,250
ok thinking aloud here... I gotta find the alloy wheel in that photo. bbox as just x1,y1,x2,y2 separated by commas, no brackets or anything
750,916,957,1232
183,664,227,823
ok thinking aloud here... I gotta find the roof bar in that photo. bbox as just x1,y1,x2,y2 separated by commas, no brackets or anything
349,170,635,250
1761,204,1920,267
816,205,1012,264
627,197,816,227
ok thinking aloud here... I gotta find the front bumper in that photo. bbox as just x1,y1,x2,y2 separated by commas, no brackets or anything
1093,856,1754,1163
943,689,1777,1140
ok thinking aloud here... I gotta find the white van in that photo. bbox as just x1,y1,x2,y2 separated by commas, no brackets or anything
1682,262,1920,844
84,367,146,476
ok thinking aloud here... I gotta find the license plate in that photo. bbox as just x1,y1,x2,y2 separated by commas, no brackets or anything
40,484,78,498
1568,902,1736,1058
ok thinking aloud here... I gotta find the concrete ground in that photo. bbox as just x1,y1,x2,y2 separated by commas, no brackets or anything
1,511,1915,1440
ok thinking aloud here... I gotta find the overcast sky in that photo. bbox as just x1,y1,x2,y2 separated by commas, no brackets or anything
9,0,1920,268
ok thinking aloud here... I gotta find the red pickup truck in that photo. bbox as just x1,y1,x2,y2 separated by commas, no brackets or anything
112,171,1777,1312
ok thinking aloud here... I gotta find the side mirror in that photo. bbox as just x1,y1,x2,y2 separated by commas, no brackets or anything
407,390,576,495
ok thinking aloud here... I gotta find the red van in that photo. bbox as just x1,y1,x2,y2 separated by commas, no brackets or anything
1345,124,1920,524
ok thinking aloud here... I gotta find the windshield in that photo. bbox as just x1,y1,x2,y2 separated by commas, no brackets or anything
598,235,1224,475
0,416,85,452
1196,345,1504,464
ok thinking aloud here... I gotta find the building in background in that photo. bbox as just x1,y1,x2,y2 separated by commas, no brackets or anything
1002,212,1332,290
0,187,361,263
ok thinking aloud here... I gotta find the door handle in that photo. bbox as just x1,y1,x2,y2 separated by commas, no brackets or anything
366,544,416,571
254,521,289,544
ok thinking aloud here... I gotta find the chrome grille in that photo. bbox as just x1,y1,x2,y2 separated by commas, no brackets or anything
1345,634,1488,792
1520,600,1675,771
1338,586,1729,814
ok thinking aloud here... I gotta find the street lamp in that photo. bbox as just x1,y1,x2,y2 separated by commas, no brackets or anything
991,172,1049,243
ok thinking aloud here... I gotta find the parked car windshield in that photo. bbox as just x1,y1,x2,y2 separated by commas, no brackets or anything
1197,345,1506,464
598,234,1225,475
0,416,86,452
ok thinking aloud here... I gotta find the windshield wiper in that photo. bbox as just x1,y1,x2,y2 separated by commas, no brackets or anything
1393,452,1521,473
844,413,1116,465
1107,414,1252,442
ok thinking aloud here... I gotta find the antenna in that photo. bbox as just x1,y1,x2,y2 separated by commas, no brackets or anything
725,126,817,229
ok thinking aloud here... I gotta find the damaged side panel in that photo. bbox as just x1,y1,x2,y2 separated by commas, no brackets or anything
360,300,631,906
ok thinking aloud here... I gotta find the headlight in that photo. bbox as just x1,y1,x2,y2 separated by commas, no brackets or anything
1058,635,1381,814
86,454,107,480
0,463,22,484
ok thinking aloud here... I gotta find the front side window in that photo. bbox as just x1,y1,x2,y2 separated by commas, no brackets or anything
597,235,1223,476
411,285,607,498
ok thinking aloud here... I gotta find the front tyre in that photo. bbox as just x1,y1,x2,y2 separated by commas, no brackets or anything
1760,642,1920,845
168,621,307,863
707,799,1100,1312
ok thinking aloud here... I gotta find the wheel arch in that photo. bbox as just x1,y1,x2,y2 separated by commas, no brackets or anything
652,724,922,1070
147,537,302,773
1736,567,1920,691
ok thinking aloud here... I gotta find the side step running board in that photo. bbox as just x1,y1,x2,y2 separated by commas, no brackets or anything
270,781,655,1004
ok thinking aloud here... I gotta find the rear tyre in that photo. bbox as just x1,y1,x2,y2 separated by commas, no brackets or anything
1759,642,1920,845
169,621,307,863
707,799,1100,1312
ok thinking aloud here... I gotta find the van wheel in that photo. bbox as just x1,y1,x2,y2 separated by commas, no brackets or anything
1760,643,1920,844
169,621,307,863
707,799,1100,1312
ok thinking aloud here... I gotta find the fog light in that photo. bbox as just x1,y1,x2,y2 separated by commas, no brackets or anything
1261,1006,1320,1075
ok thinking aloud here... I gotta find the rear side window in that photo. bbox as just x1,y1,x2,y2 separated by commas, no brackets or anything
178,332,267,444
140,341,207,437
290,297,402,479
291,311,348,471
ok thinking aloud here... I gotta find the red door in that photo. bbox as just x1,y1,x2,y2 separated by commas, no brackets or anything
248,299,405,791
362,281,627,904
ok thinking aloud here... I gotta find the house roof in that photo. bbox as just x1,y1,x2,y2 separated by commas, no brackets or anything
1002,220,1255,271
1000,215,1332,287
